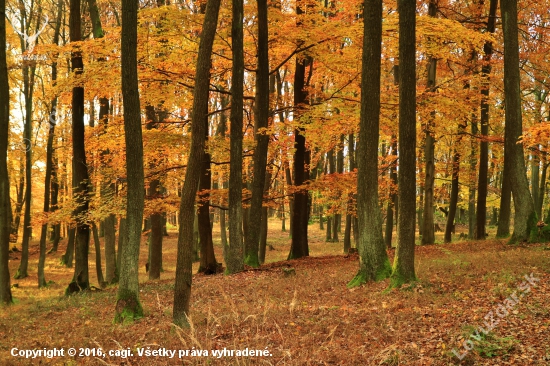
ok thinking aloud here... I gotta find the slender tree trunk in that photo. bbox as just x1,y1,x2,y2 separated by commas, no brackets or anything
502,0,537,243
62,227,76,268
391,0,417,287
115,0,145,321
445,137,462,243
244,0,270,267
0,0,13,303
385,135,398,248
344,133,356,252
497,158,512,237
348,0,390,288
92,222,104,285
475,0,497,239
173,0,221,326
197,150,217,274
38,0,62,286
66,0,91,293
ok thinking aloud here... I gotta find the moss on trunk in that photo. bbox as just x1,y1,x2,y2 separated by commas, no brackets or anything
114,289,143,323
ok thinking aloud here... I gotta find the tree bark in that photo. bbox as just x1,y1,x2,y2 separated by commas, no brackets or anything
348,0,390,288
502,0,537,243
475,0,497,239
173,0,221,327
226,0,245,274
385,136,398,248
287,0,310,259
115,0,145,321
244,0,270,267
391,0,417,287
0,0,13,303
66,0,91,293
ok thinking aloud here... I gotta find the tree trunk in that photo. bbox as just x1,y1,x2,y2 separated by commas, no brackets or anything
62,227,76,268
173,0,221,327
502,0,537,243
288,0,310,259
385,135,398,248
115,0,145,321
475,0,497,240
244,0,270,267
226,0,245,274
348,0,390,288
391,0,417,287
497,161,511,237
445,144,461,243
0,0,13,303
92,222,104,285
66,0,91,294
198,150,218,274
420,1,437,245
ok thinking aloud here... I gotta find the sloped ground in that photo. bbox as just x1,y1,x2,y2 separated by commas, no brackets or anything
1,222,549,365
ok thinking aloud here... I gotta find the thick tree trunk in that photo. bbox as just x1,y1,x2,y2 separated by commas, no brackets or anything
391,0,416,287
115,0,145,321
348,0,390,288
226,0,245,274
173,0,220,327
502,0,537,243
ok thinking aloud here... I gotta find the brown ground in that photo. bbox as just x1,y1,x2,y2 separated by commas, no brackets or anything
1,219,549,365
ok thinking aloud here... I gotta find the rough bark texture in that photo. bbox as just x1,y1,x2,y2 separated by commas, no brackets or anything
475,0,497,240
115,0,144,322
173,0,220,327
348,0,391,288
0,0,13,304
502,0,537,243
391,0,417,288
244,0,270,268
226,0,245,274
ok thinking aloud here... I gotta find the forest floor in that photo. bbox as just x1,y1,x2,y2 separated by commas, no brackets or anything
1,219,550,365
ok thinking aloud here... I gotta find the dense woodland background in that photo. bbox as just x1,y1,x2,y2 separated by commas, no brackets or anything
0,0,549,362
